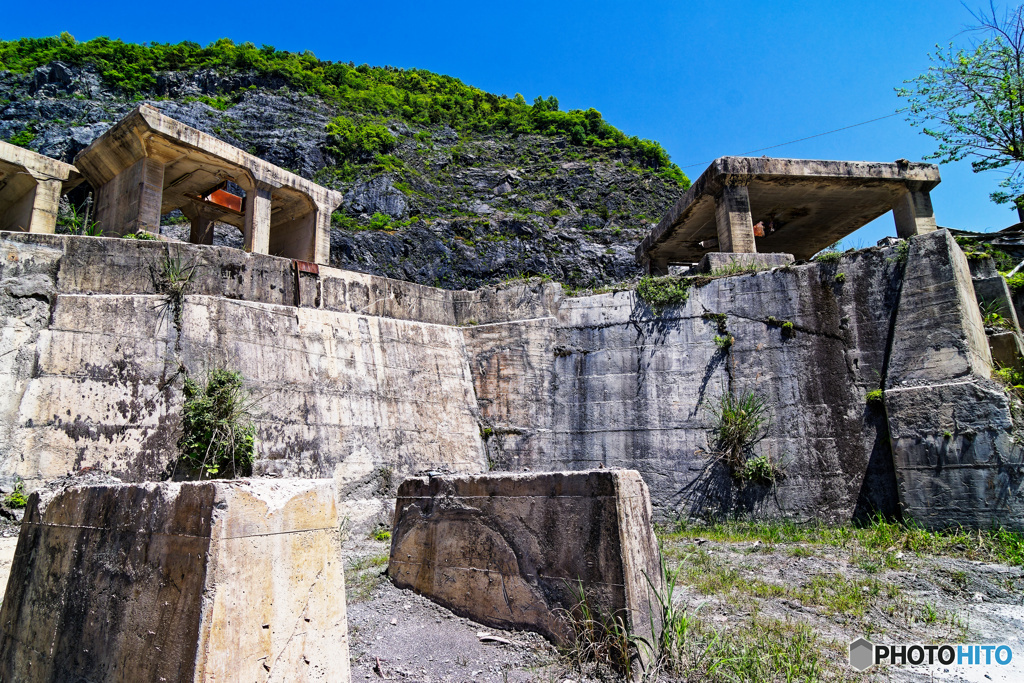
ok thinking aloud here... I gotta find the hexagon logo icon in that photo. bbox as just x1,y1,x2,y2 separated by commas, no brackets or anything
849,638,874,671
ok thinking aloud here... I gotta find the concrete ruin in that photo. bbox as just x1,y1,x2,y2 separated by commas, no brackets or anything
636,156,941,273
0,226,1021,531
73,105,342,263
0,479,349,682
0,140,80,234
388,470,661,649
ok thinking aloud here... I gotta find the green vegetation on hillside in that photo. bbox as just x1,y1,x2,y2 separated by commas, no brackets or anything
0,34,688,185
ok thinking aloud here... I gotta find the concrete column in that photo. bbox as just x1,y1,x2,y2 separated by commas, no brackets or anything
94,157,164,237
26,177,62,234
313,207,331,265
645,254,670,276
714,185,756,253
243,182,274,255
181,204,215,245
893,188,937,238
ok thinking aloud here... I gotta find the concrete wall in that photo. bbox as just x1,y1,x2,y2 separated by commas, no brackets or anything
1,229,1021,529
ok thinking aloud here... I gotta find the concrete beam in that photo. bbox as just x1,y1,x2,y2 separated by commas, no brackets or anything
715,184,756,253
893,188,937,238
243,182,274,255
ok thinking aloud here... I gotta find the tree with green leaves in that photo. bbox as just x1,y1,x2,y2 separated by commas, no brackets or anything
898,3,1024,214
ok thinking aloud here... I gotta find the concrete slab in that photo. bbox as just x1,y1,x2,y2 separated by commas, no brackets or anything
387,469,661,654
0,479,349,682
637,156,940,270
0,140,81,234
696,251,794,274
74,105,342,263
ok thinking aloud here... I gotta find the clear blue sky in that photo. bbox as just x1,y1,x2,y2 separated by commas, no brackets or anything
4,0,1017,245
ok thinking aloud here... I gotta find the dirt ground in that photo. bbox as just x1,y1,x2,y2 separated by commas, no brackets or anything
343,529,1024,682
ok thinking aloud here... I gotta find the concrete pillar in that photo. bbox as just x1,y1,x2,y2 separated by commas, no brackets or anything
94,157,164,237
714,185,756,253
893,188,937,238
645,254,670,276
243,182,274,255
182,204,216,245
26,177,62,234
314,207,331,265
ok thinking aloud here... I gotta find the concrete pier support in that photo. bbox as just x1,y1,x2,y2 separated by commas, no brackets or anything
25,177,63,234
714,184,756,253
94,157,165,237
243,182,274,255
893,187,937,238
182,204,216,245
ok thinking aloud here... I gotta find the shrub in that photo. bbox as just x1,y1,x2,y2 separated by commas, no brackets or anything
177,369,257,478
368,212,392,230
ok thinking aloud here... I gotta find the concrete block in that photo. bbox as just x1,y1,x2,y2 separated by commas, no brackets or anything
388,469,661,650
696,251,794,274
0,479,349,683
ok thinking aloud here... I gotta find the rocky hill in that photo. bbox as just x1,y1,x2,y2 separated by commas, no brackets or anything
0,36,689,289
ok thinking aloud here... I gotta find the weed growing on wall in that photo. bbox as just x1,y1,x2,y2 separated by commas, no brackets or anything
636,275,711,312
177,369,257,478
158,249,197,327
2,480,27,509
557,579,642,677
705,391,784,483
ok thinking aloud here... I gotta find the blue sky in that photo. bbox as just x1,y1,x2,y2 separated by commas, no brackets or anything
4,0,1017,245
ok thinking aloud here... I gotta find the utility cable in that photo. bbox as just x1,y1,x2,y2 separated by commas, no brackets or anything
679,109,908,169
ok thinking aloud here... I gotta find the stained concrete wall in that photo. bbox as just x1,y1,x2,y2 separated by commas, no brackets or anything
388,470,661,648
1,229,1021,529
0,233,485,530
0,479,348,682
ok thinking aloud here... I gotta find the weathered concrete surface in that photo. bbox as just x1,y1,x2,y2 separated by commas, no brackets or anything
0,479,348,682
0,233,485,524
465,244,902,523
2,229,1022,530
884,230,1024,529
695,251,794,274
388,470,661,649
637,156,940,269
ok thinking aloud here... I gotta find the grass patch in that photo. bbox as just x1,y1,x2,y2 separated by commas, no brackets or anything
345,553,389,602
661,516,1024,567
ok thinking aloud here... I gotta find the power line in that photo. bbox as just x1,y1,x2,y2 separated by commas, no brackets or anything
680,109,908,169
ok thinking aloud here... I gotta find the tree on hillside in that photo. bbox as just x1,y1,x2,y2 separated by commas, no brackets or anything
898,3,1024,215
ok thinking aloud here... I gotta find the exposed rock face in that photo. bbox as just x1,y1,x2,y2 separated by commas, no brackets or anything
1,62,684,290
388,470,661,652
0,479,349,682
0,229,1020,530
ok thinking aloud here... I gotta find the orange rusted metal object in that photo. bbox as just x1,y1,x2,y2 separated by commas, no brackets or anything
207,188,243,213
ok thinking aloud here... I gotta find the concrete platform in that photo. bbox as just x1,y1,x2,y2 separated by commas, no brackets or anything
637,156,941,272
0,479,349,683
387,469,661,653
